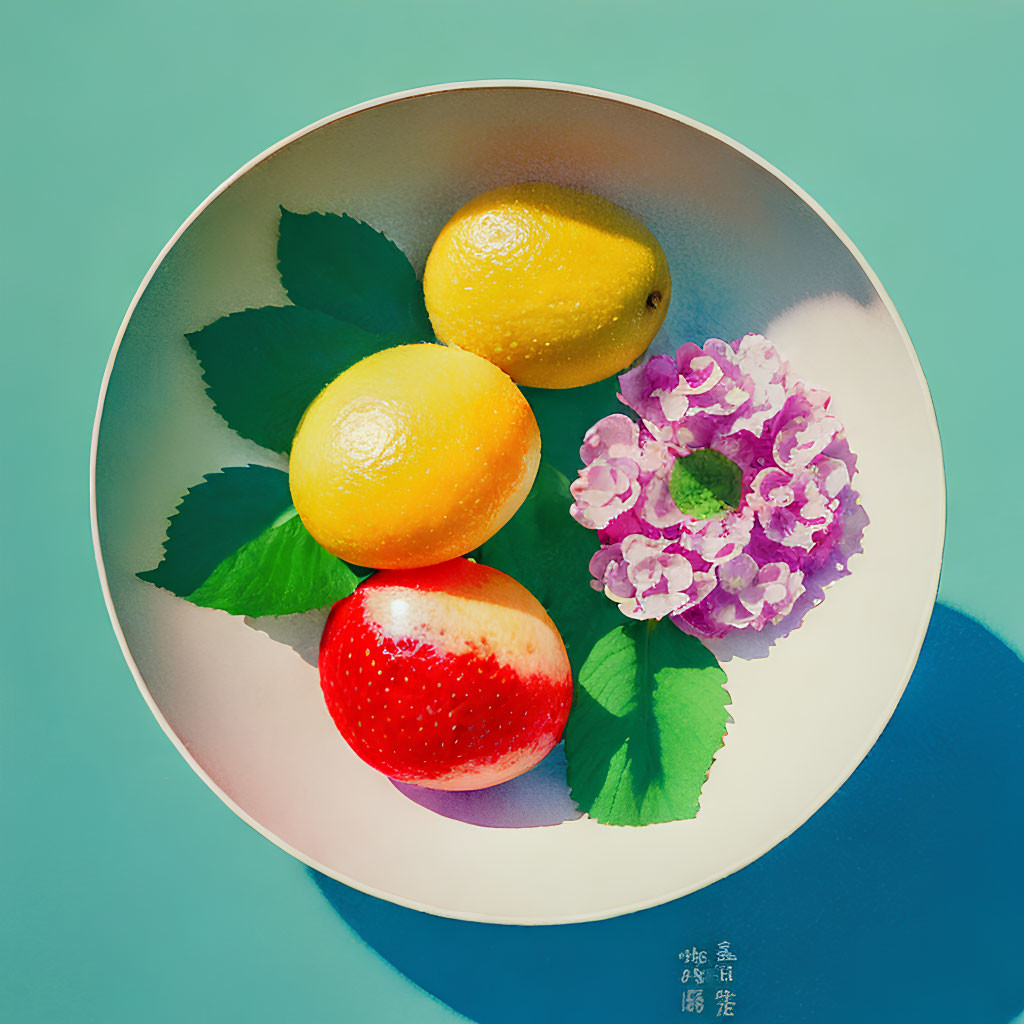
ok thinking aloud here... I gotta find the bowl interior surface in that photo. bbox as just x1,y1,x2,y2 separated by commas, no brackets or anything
94,84,943,924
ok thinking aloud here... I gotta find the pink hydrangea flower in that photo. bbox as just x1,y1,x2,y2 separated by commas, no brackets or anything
590,535,716,620
570,334,867,640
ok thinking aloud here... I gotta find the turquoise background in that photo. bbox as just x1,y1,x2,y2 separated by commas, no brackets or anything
2,1,1021,1021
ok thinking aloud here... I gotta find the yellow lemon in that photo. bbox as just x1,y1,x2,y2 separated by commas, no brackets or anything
422,182,671,389
289,344,540,569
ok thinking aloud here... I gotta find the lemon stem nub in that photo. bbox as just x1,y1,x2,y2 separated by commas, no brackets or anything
646,291,662,310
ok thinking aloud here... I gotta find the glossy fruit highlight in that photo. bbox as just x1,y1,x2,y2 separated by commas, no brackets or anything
422,182,672,389
318,559,573,790
289,344,540,569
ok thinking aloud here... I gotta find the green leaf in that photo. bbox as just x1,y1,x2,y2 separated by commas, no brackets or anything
565,620,730,826
188,510,362,617
520,376,621,480
187,305,396,453
278,208,432,341
138,465,293,596
479,462,620,675
138,465,364,616
669,448,743,519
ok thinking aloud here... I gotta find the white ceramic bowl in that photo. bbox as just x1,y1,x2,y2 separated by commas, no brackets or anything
92,81,944,924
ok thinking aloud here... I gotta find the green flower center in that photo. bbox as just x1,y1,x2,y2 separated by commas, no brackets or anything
669,449,743,520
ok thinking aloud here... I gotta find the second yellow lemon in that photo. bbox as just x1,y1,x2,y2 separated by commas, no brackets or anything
289,344,540,569
423,182,671,389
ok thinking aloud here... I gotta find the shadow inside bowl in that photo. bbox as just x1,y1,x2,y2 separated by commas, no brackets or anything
244,608,330,666
390,743,582,828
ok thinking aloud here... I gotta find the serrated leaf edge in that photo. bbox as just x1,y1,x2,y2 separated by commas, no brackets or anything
565,625,732,828
185,515,365,618
277,205,409,264
275,207,433,342
136,463,288,590
568,705,731,827
275,206,422,308
184,306,299,455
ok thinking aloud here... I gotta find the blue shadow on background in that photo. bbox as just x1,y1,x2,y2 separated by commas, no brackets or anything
313,604,1023,1023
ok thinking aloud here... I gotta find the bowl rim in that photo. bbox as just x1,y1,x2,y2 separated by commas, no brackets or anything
90,79,946,925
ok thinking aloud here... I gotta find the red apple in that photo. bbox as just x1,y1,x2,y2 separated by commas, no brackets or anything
318,558,572,791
